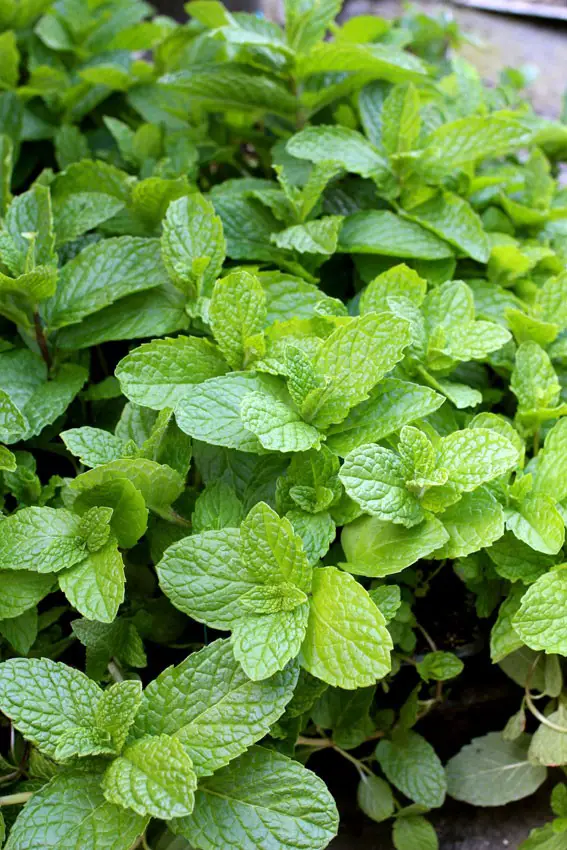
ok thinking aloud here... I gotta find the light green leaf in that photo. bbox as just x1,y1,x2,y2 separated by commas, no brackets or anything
393,816,438,850
513,568,567,654
326,378,444,456
403,191,490,263
490,585,525,663
0,506,85,573
376,730,446,809
511,341,560,415
43,237,168,330
131,638,298,777
0,184,55,276
192,482,243,533
232,604,309,681
287,125,390,182
507,493,565,555
342,514,448,577
209,271,266,369
436,488,505,559
0,389,26,444
416,652,464,682
360,265,427,315
300,566,392,689
0,607,37,655
338,211,454,259
418,116,532,179
61,427,127,468
528,704,567,767
287,509,336,566
240,502,312,592
96,680,143,752
0,571,53,619
58,538,125,623
0,657,101,759
52,193,125,246
533,419,567,504
357,775,395,824
272,216,343,255
171,746,338,850
116,336,228,411
285,0,341,53
446,732,547,806
241,391,321,452
175,372,289,453
54,726,116,761
161,193,225,298
70,477,148,550
102,734,197,819
437,428,518,491
339,444,424,527
4,770,147,850
382,83,421,155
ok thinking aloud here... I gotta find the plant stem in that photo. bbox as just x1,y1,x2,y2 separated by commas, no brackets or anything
297,735,333,749
108,659,125,683
33,311,51,371
533,428,541,457
415,621,438,653
0,791,33,806
333,745,373,777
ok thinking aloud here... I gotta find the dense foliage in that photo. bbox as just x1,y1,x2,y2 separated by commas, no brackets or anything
0,0,567,848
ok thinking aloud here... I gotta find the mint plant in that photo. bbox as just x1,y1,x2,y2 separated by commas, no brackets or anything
0,0,566,848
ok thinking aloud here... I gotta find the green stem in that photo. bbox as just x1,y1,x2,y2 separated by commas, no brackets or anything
296,735,333,749
108,659,125,683
333,745,373,777
0,791,33,806
33,310,51,371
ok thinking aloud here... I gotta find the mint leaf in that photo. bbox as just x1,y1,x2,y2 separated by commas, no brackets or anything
231,604,309,681
0,657,101,758
301,566,392,688
436,488,505,559
393,816,438,850
506,493,565,555
209,271,266,370
376,730,446,808
116,336,228,410
241,391,321,453
172,746,339,850
58,537,125,623
61,427,127,468
102,734,197,819
4,771,147,850
436,428,518,491
446,733,547,806
338,211,454,259
357,775,395,824
131,638,298,777
513,568,567,654
161,193,225,297
339,444,424,527
0,571,53,619
0,507,85,574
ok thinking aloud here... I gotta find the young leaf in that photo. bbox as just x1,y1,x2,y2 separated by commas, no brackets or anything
0,507,85,574
513,568,567,654
376,730,447,809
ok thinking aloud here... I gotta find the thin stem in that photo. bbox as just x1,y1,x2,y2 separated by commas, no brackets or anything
108,659,125,683
0,791,33,806
533,428,541,457
524,654,567,733
415,621,438,653
333,745,373,777
297,735,333,749
33,311,51,371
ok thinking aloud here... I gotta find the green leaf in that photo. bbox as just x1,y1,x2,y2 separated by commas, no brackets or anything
342,514,448,577
528,704,567,767
241,391,321,452
0,506,85,574
272,216,343,255
446,732,547,805
403,191,490,263
116,336,228,411
435,488,505,559
513,568,567,654
240,502,312,592
360,265,427,315
416,652,464,682
0,31,19,89
357,775,395,823
511,341,560,416
0,185,55,277
161,193,225,298
209,271,266,370
61,427,127,468
306,312,411,429
490,585,525,663
175,372,289,453
369,586,402,623
4,770,147,850
507,493,565,555
376,730,446,808
338,211,454,259
300,566,392,689
0,388,25,443
70,477,148,550
231,604,309,681
437,428,518,491
192,482,243,533
52,193,125,246
418,116,531,179
287,125,391,184
131,638,298,777
0,657,101,758
0,607,37,655
393,816,438,850
339,444,424,527
58,538,124,623
285,0,341,53
43,237,169,330
382,83,421,156
54,726,116,761
326,378,444,456
0,571,53,619
171,746,338,850
96,680,143,752
102,734,197,819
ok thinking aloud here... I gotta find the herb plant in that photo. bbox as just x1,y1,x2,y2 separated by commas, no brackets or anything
0,1,566,848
